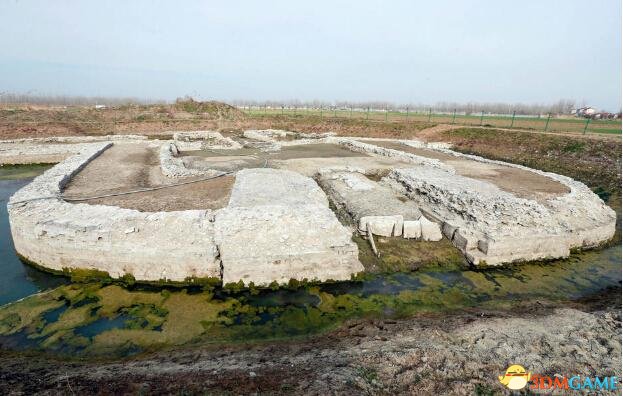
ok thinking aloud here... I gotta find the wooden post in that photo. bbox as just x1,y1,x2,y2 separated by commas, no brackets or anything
544,113,551,132
583,117,591,134
367,223,380,258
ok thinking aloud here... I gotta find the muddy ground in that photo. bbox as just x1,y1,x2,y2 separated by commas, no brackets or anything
0,288,620,395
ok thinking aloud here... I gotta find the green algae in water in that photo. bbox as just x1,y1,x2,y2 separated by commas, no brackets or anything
0,164,54,181
0,245,620,357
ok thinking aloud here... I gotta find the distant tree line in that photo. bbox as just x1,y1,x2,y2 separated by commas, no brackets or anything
0,93,163,106
232,98,579,116
0,92,583,116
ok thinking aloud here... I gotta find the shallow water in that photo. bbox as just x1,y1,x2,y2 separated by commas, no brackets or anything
0,165,68,305
0,165,621,357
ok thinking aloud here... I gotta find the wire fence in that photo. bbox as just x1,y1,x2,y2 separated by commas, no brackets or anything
0,105,620,136
241,106,622,135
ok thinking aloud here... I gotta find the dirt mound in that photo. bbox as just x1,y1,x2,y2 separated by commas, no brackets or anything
0,101,248,139
173,99,245,120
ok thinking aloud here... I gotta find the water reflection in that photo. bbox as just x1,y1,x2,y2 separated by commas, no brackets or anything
0,170,69,306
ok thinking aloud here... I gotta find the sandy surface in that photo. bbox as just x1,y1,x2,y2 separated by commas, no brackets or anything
371,140,570,201
62,143,234,212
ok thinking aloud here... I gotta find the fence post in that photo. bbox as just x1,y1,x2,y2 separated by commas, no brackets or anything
350,106,353,118
281,105,284,116
583,117,590,134
510,111,516,128
366,107,370,121
333,106,337,118
544,113,551,132
427,107,432,122
479,110,485,126
320,106,323,120
406,106,409,122
452,108,456,124
385,107,388,122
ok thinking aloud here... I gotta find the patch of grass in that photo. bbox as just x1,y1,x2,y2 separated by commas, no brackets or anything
357,367,380,385
562,140,585,153
353,234,466,273
0,163,54,180
474,383,496,396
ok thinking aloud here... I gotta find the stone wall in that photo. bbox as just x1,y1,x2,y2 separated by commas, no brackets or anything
8,143,221,282
317,171,443,240
158,142,218,178
172,131,242,150
386,165,616,265
332,138,454,172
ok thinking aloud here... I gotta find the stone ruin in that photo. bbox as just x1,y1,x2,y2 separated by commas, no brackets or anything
3,130,616,286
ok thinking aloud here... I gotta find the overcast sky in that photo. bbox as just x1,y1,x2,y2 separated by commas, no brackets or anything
0,0,621,110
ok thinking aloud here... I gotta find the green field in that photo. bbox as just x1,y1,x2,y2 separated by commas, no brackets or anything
244,107,621,135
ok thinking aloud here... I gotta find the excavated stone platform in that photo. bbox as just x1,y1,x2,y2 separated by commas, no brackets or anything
385,157,615,264
215,168,362,286
4,130,617,286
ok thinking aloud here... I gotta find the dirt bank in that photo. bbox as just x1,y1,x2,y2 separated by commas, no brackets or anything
0,288,619,395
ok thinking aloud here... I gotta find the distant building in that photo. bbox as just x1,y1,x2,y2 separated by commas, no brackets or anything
94,104,107,110
573,106,597,118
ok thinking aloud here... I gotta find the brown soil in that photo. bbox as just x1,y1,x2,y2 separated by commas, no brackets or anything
179,143,371,176
62,144,234,211
371,140,570,201
273,144,368,160
414,124,464,140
